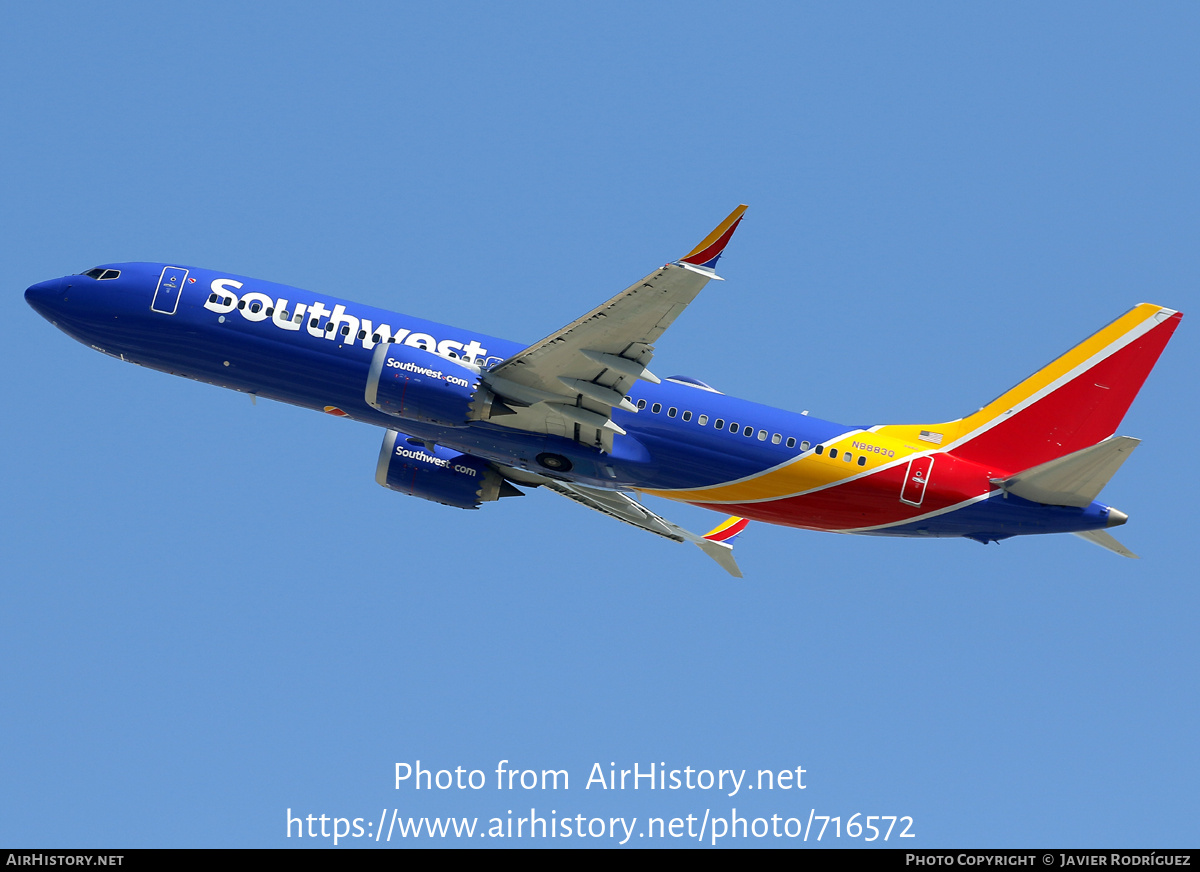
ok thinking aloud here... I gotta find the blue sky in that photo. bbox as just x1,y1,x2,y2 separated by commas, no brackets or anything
3,2,1197,848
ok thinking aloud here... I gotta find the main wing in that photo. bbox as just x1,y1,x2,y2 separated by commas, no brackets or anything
478,205,748,451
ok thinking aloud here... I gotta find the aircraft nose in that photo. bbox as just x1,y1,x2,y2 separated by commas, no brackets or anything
24,277,64,319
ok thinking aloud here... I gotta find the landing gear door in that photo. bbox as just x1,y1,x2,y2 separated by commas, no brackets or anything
900,456,934,506
151,266,189,315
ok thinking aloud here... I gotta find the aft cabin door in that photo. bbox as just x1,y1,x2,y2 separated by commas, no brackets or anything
151,266,189,315
900,456,933,506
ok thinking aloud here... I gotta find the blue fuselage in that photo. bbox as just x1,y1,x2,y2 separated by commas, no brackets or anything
24,262,1120,541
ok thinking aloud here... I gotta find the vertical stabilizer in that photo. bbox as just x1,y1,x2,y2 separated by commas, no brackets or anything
877,304,1181,474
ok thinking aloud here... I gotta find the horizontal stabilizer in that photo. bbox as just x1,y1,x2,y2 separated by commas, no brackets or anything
1073,529,1139,558
994,436,1140,507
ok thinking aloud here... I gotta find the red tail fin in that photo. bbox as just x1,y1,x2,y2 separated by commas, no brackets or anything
878,304,1182,474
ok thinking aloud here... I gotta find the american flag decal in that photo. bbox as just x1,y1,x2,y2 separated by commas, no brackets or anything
918,430,943,444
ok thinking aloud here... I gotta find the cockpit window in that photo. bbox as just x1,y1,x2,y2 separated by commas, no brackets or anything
84,268,121,280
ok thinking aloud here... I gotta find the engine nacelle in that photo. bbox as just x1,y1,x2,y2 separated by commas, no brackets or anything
365,341,483,426
375,430,512,509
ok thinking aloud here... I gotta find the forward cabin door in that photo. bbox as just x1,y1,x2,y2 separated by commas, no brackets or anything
151,266,189,315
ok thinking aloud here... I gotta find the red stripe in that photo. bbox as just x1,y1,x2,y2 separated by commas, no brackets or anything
694,454,992,532
705,518,749,541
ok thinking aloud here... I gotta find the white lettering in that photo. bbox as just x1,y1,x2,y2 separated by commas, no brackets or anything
272,298,301,331
359,319,393,349
460,339,486,364
205,279,241,313
306,301,331,337
325,304,359,344
586,762,609,789
201,277,489,359
239,291,274,322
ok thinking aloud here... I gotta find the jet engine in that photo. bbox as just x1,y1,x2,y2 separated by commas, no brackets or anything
375,430,522,509
365,341,486,427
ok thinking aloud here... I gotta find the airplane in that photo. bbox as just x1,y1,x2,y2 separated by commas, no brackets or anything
23,206,1182,576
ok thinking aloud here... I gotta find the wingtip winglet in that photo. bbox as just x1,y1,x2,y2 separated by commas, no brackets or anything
704,516,750,543
680,205,748,270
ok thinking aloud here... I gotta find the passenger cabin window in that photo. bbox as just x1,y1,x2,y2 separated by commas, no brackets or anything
637,399,647,410
729,421,739,432
682,411,692,422
698,415,708,426
668,407,677,418
788,437,798,448
652,403,662,414
815,445,824,455
844,452,852,462
829,448,838,459
743,426,753,437
858,456,867,466
757,430,767,441
715,419,725,429
772,433,782,444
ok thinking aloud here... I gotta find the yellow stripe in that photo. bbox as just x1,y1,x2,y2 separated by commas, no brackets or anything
683,204,748,260
642,431,916,503
703,516,743,537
